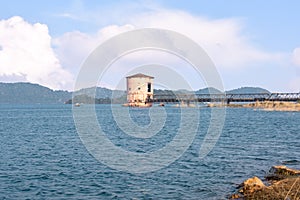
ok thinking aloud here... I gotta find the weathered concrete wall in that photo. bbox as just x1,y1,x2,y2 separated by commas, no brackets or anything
126,74,153,106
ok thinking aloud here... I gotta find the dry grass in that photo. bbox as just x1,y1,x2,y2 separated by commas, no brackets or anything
243,177,300,200
230,166,300,199
243,101,300,111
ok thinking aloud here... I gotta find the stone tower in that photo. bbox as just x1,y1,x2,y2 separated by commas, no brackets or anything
126,73,154,107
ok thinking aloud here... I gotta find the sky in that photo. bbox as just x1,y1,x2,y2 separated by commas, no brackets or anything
0,0,300,92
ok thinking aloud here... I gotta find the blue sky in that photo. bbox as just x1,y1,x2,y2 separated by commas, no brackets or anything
0,0,300,92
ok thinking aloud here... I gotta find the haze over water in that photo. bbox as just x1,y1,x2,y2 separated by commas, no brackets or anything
1,104,299,199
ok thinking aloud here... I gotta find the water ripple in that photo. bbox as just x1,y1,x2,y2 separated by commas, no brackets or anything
0,104,299,199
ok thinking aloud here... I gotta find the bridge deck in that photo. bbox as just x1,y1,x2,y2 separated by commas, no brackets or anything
152,93,300,103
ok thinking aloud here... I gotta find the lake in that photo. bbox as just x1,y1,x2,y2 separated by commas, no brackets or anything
0,104,299,199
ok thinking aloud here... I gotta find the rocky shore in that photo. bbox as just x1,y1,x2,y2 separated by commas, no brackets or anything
208,101,300,111
244,101,300,111
230,165,300,199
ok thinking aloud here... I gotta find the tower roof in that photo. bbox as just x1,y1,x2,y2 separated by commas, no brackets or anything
126,73,154,79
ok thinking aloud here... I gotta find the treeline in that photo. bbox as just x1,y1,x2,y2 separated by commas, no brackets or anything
65,94,127,104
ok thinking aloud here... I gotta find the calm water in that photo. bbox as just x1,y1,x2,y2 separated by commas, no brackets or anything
0,104,300,199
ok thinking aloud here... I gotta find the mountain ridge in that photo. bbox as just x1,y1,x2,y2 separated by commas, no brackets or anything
226,86,270,94
0,82,71,104
0,82,271,104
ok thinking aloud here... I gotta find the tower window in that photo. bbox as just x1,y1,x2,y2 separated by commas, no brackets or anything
147,83,151,92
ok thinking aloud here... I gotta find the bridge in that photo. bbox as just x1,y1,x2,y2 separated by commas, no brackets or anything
152,93,300,104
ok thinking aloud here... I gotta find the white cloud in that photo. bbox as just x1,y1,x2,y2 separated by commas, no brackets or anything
52,24,135,75
292,47,300,66
127,9,281,68
0,7,293,91
54,8,281,81
0,16,73,90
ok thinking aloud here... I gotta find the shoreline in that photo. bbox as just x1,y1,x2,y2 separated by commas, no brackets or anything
208,101,300,111
230,165,300,199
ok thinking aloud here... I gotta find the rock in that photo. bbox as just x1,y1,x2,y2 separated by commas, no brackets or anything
266,165,300,181
229,193,242,199
230,176,265,199
238,176,265,194
229,166,300,199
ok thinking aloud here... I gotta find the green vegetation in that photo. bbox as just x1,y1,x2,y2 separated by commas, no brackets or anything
74,86,125,99
65,94,111,104
226,87,270,94
0,82,126,104
66,94,127,104
196,87,222,94
0,82,71,104
0,82,276,104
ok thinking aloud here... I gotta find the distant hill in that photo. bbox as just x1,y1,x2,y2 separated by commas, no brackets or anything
0,82,71,104
0,82,272,104
155,87,269,96
154,89,177,95
0,82,126,104
154,89,195,96
196,87,222,94
226,87,270,94
74,86,125,99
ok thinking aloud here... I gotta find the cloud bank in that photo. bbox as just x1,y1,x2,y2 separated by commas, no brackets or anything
0,16,73,90
128,9,280,68
0,6,297,91
54,8,281,76
52,24,135,76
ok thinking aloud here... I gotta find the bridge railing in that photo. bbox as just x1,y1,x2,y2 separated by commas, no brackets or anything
268,93,300,101
152,92,300,103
